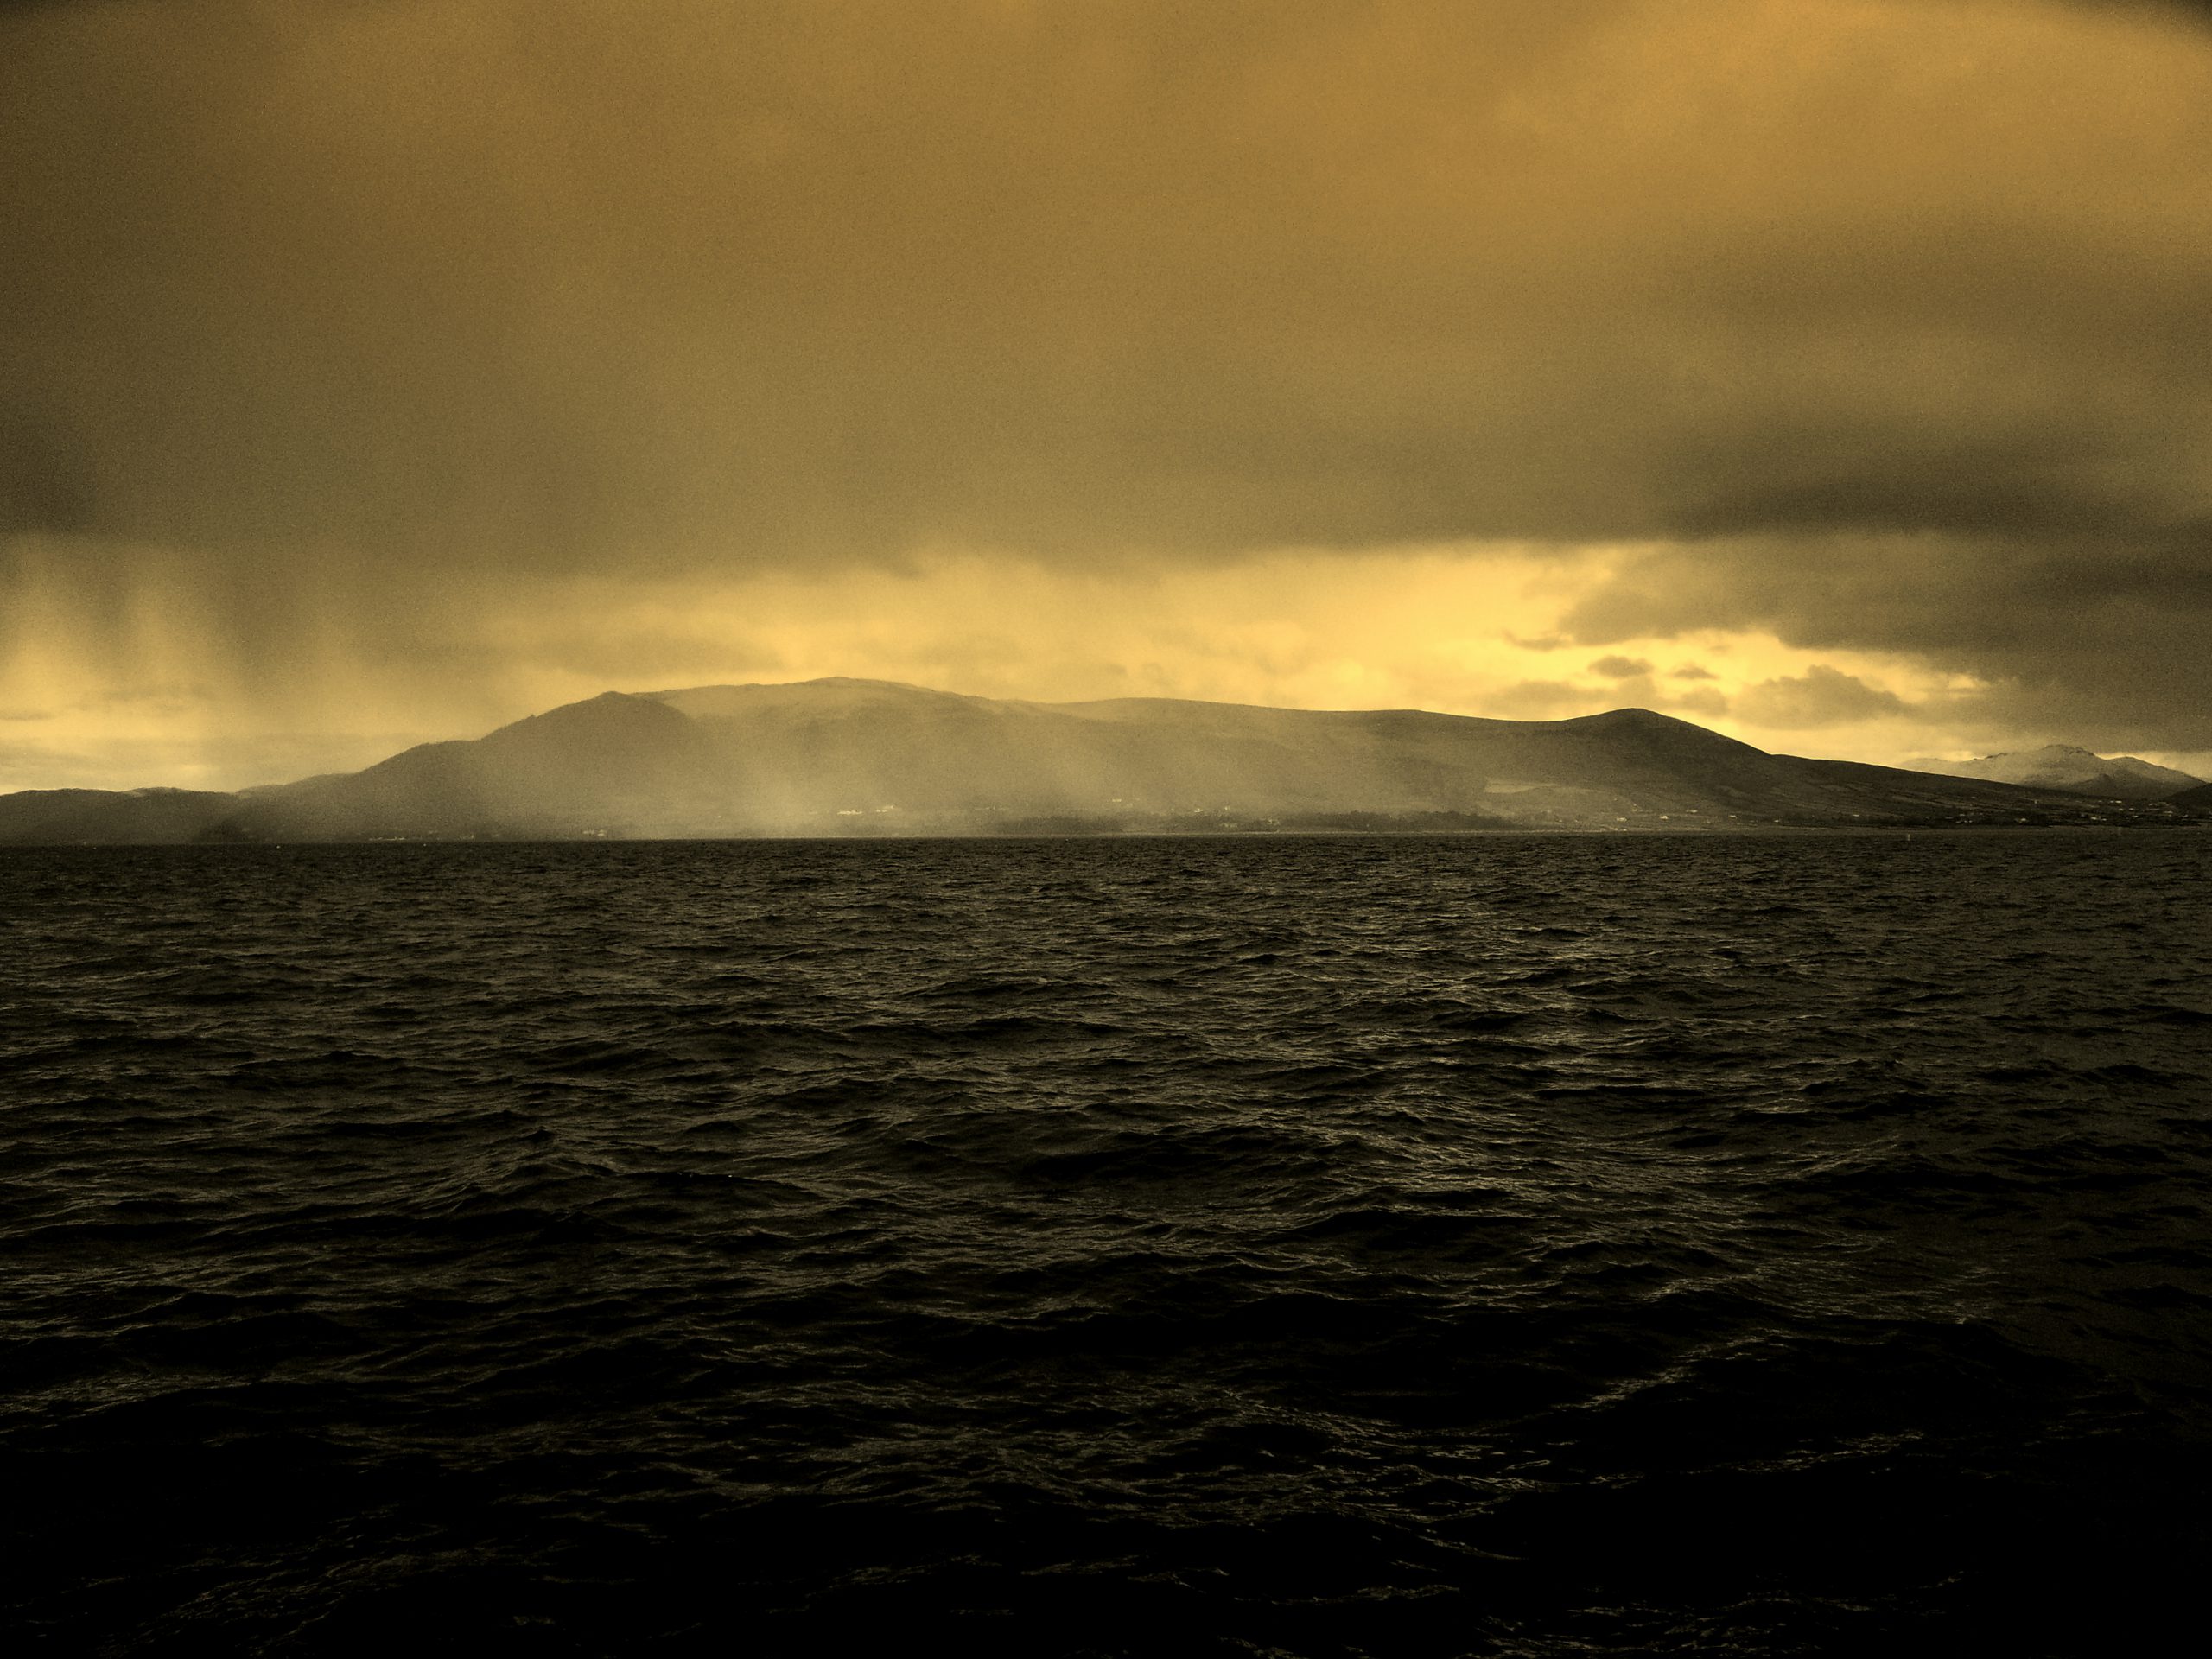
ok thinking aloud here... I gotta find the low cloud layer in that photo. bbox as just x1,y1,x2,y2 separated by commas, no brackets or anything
4,0,2210,779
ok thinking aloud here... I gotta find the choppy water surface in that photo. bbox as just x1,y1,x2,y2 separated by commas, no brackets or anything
4,834,2210,1654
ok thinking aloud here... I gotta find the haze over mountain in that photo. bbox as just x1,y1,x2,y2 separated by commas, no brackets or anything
2,680,2199,845
1912,746,2204,801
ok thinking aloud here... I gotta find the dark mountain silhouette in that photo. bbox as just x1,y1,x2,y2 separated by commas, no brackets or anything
1913,743,2202,800
0,787,245,845
3,679,2204,843
220,692,715,841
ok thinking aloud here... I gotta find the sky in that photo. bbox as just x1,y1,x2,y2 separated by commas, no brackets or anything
4,0,2210,791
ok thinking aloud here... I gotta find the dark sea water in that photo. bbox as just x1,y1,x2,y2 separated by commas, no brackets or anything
4,833,2210,1655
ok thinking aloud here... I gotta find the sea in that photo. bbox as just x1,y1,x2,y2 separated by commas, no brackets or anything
3,832,2209,1655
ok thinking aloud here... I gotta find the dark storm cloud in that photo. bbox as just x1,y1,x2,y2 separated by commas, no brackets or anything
1589,656,1654,680
2,0,1662,560
1560,529,2212,747
0,409,97,536
3,0,2210,741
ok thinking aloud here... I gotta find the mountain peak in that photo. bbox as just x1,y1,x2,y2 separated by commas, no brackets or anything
646,678,989,721
1572,707,1684,728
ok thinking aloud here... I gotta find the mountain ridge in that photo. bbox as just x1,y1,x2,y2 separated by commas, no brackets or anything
3,680,2203,843
1913,743,2202,800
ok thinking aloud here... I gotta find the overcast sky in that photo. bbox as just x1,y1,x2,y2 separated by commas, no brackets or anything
5,0,2209,789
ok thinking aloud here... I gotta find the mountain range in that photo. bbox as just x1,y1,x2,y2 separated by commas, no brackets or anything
1912,744,2204,801
3,678,2204,843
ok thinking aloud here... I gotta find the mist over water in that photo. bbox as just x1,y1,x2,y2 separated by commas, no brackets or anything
4,834,2210,1653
